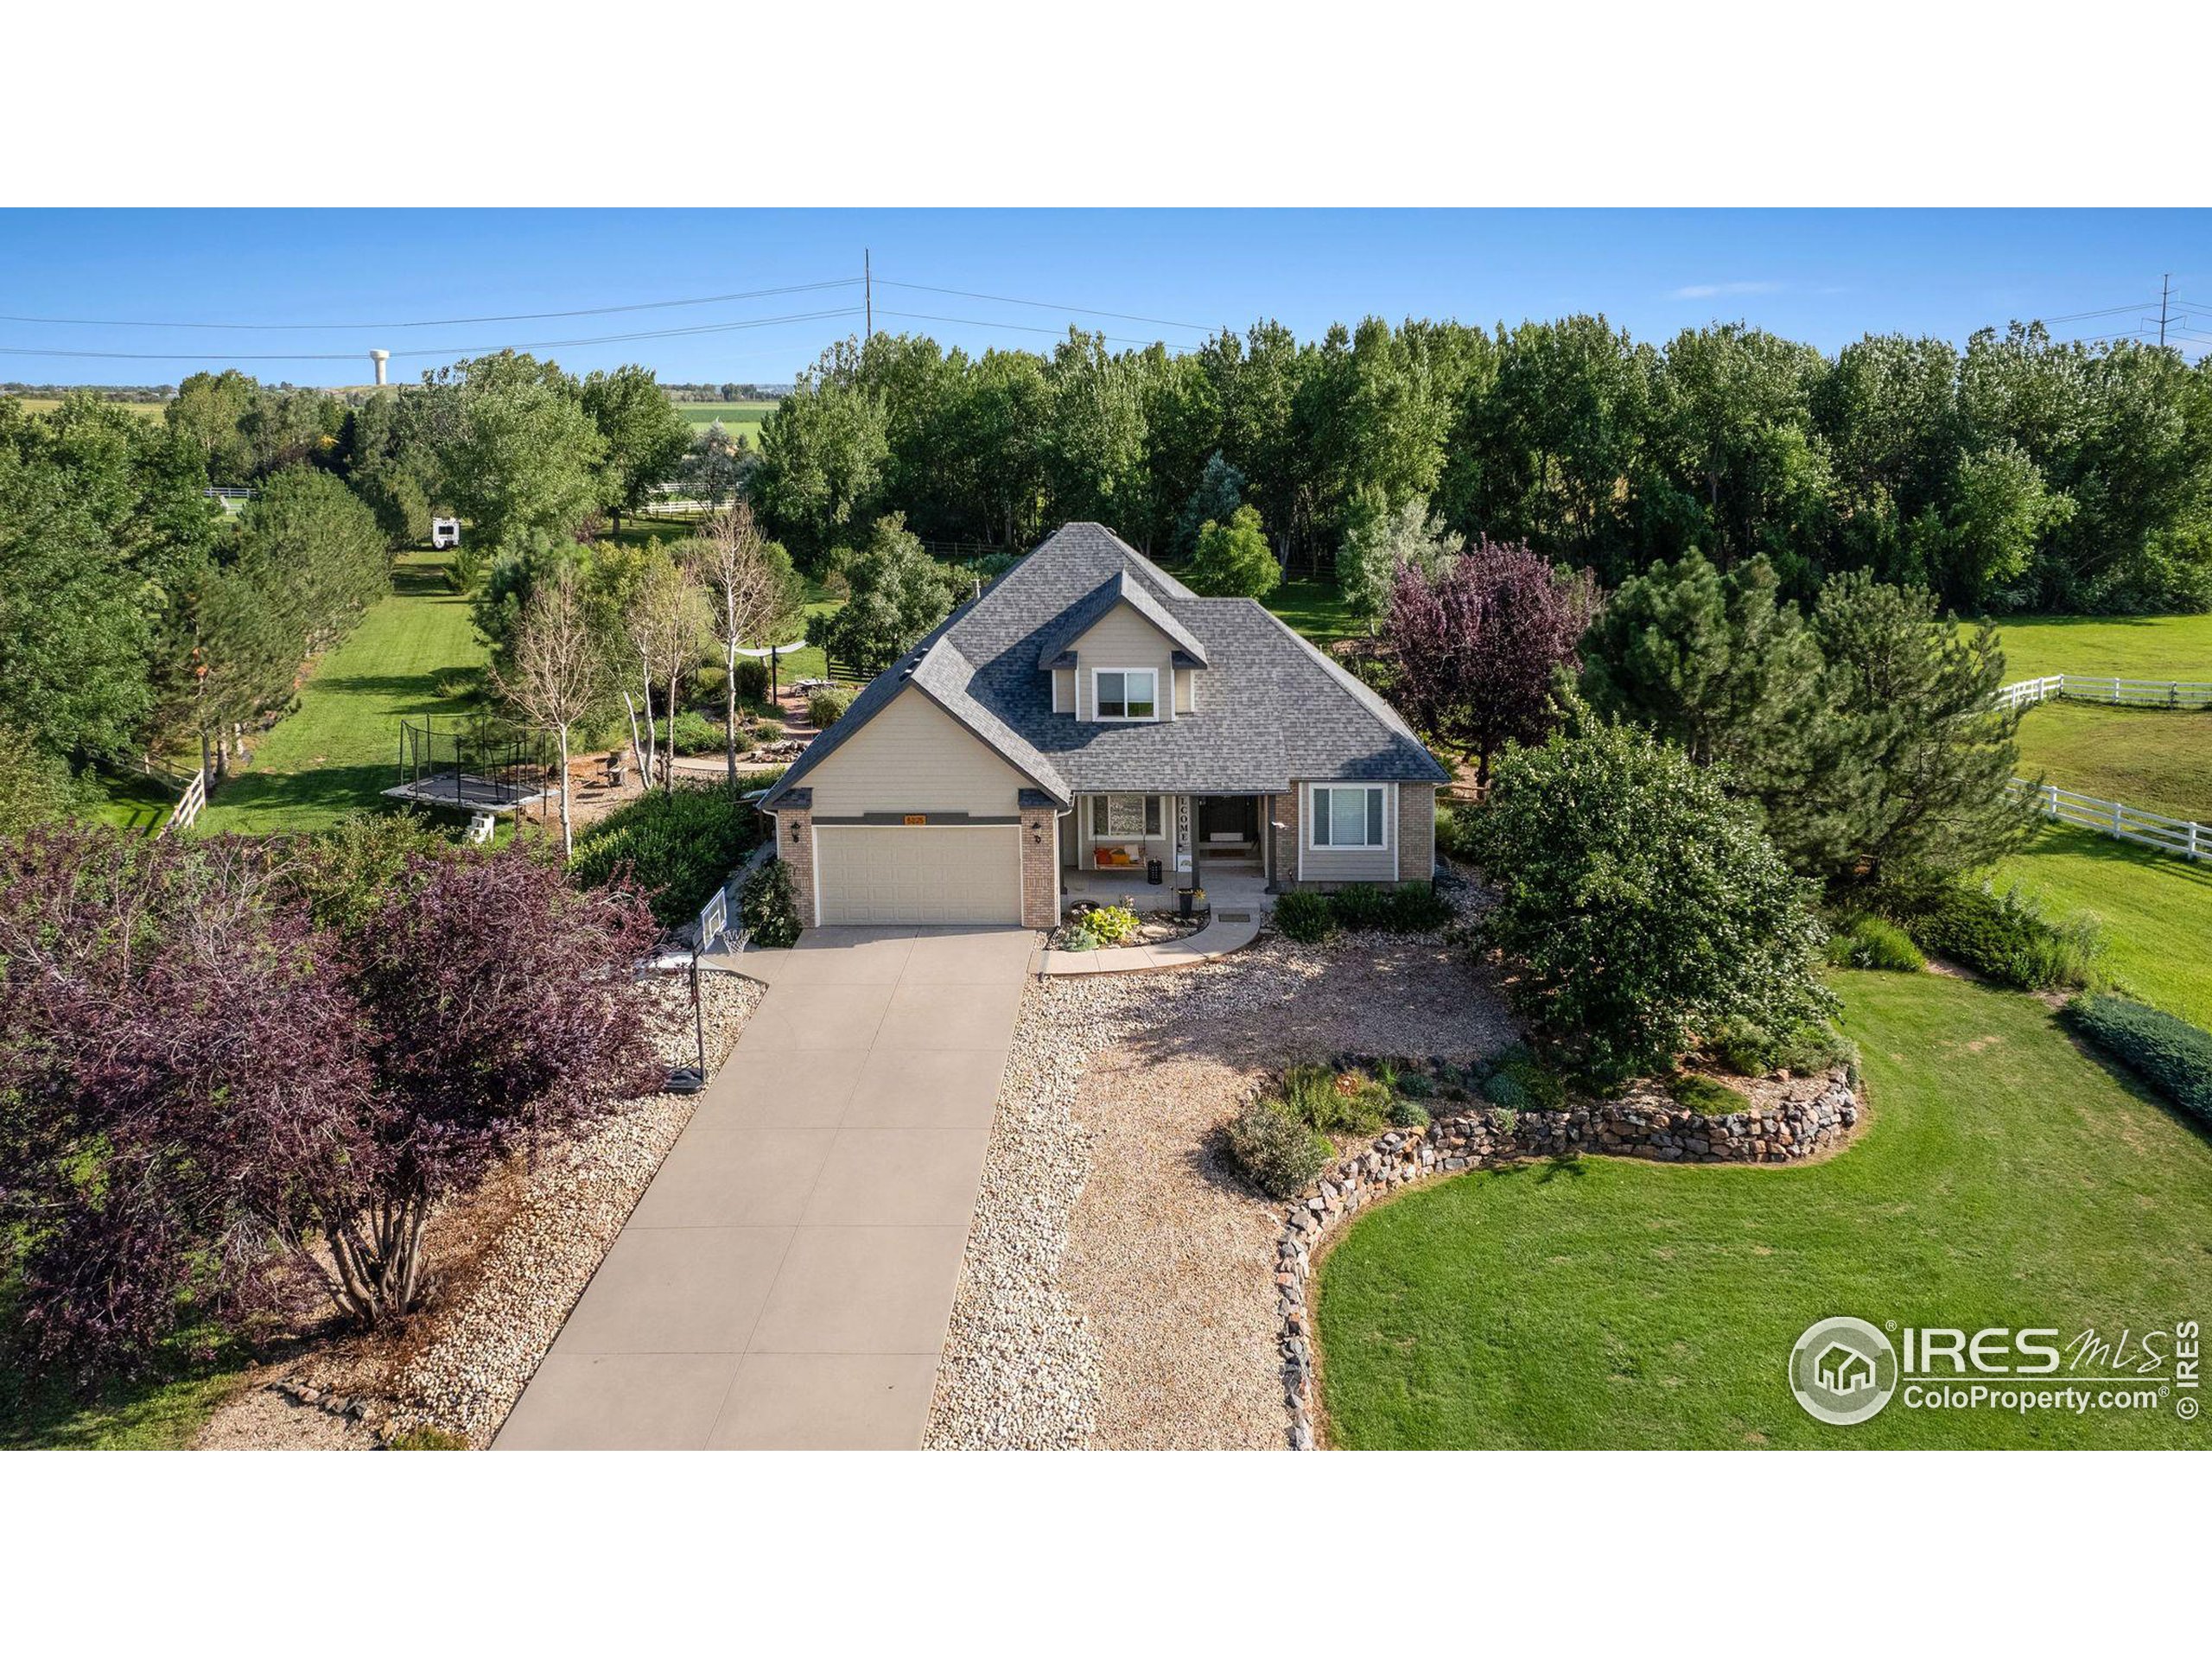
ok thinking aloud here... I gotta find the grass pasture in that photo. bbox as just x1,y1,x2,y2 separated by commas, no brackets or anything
191,550,489,836
2013,700,2212,825
1263,577,1364,646
1313,969,2212,1449
1986,612,2212,680
1992,823,2212,1027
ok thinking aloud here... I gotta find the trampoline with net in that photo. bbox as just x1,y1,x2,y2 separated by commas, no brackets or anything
385,714,553,814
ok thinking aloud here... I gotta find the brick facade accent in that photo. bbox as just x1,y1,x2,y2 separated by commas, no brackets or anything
1019,807,1061,927
1397,784,1437,883
774,808,816,928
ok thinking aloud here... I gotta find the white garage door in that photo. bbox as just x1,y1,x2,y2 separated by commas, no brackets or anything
814,825,1022,925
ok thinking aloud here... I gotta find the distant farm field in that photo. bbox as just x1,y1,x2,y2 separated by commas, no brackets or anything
10,396,167,422
677,400,775,445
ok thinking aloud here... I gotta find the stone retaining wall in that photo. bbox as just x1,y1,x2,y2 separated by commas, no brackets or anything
1274,1066,1861,1449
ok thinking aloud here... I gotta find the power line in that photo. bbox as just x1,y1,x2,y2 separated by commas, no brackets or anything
2037,299,2164,324
0,306,867,363
875,278,1216,334
874,308,1177,350
0,278,861,333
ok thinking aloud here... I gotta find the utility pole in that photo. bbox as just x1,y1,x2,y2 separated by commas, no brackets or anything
2158,273,2171,348
864,248,873,340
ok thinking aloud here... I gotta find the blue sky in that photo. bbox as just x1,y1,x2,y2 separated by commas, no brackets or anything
3,209,2209,387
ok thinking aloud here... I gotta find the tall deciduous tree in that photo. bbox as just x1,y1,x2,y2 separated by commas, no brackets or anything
582,365,692,534
1338,492,1463,622
807,513,962,678
623,542,711,790
1381,537,1598,785
418,352,606,557
493,563,604,859
753,357,892,564
692,504,807,780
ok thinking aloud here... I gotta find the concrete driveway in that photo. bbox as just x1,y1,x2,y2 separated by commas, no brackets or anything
495,925,1033,1450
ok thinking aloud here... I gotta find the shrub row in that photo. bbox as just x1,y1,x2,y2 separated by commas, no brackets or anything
1272,881,1452,944
1909,881,2103,992
569,779,776,931
2063,995,2212,1128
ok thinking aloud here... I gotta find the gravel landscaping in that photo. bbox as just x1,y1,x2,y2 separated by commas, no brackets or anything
928,885,1518,1451
191,969,764,1450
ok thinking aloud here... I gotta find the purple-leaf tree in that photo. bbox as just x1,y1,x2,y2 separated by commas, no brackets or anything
0,825,664,1371
1380,537,1600,787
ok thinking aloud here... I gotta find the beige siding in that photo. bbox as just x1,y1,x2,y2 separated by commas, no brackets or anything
1052,667,1075,713
1173,667,1195,714
1297,781,1400,883
1072,603,1175,721
804,685,1029,816
1072,791,1174,870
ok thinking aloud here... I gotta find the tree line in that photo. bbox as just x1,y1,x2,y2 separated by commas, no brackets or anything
0,354,721,821
749,318,2212,615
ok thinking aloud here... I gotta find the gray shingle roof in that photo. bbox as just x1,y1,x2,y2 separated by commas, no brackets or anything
760,522,1446,809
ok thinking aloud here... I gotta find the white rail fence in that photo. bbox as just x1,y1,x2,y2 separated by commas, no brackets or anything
2012,780,2209,863
1996,668,2210,863
1996,672,2212,712
155,767,207,838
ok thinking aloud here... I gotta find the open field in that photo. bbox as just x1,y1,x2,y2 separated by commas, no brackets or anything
1313,969,2212,1449
191,550,488,836
2013,701,2212,825
6,396,167,422
676,400,774,447
1987,612,2212,680
1993,823,2212,1027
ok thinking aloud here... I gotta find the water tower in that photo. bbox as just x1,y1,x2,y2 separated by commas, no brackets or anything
369,349,391,386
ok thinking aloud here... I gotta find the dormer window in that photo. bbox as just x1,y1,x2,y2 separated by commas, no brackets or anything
1094,668,1158,721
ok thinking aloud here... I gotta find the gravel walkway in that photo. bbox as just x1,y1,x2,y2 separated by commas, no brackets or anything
193,969,764,1450
928,893,1518,1451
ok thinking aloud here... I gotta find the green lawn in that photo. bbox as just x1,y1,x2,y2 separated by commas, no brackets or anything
1992,823,2212,1027
82,768,181,834
192,550,488,836
2014,701,2212,824
1986,612,2212,680
1264,577,1363,645
1314,969,2212,1448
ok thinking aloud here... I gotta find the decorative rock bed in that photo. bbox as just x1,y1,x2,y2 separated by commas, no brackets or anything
1274,1066,1863,1449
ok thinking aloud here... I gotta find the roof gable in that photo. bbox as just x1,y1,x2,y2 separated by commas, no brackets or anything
1034,570,1210,670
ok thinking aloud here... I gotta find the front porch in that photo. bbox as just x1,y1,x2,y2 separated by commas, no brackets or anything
1060,863,1274,917
1060,790,1272,908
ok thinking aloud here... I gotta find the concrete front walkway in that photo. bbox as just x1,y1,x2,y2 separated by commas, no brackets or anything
1033,908,1265,976
495,925,1034,1451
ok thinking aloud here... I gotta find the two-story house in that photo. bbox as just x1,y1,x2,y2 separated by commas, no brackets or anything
756,522,1449,928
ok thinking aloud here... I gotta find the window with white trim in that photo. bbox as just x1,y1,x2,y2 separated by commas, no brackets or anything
1094,668,1158,721
1310,785,1386,849
1090,794,1161,837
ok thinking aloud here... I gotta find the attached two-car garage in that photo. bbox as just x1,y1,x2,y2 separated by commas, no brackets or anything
812,824,1023,925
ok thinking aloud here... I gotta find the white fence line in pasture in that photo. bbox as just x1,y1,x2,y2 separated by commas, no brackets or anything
156,768,207,838
1996,672,2212,712
2012,779,2209,863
